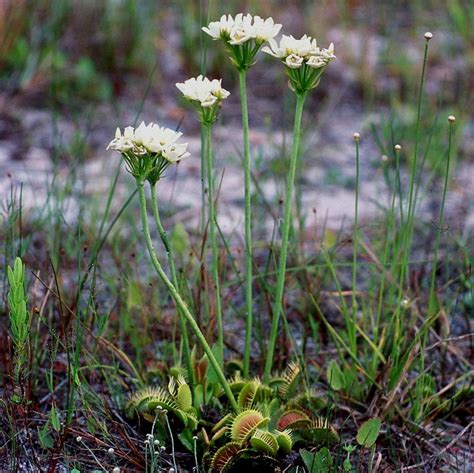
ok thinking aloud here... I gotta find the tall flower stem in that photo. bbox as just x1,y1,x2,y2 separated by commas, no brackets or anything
203,124,224,362
428,119,454,315
149,184,193,383
200,124,207,235
396,37,430,299
264,92,307,383
137,182,237,411
391,36,431,351
350,135,360,354
239,69,253,377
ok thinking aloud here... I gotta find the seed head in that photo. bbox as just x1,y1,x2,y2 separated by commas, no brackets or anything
424,32,433,41
381,154,389,162
448,115,456,123
353,132,360,142
113,468,120,473
394,144,402,151
108,448,115,455
76,436,83,443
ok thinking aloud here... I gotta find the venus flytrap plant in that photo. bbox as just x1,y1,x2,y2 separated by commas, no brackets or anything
176,76,230,363
262,34,336,382
203,13,281,376
107,122,238,412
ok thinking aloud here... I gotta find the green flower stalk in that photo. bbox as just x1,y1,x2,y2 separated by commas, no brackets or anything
108,121,193,380
428,115,456,315
202,13,282,376
176,75,230,362
262,34,336,382
107,121,238,411
149,184,193,383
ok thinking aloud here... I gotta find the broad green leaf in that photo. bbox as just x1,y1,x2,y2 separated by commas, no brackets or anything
50,403,61,432
301,447,333,473
356,417,381,448
171,222,190,257
327,360,345,391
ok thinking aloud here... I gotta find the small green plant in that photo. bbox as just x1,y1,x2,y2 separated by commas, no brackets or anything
7,257,30,385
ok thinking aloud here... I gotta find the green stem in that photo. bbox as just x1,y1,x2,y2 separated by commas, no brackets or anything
350,136,360,354
392,38,430,349
239,70,253,377
428,119,454,315
137,182,237,411
264,92,307,382
204,124,224,362
149,184,193,384
397,39,430,294
200,124,207,236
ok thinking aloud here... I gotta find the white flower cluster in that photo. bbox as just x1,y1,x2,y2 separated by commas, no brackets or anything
263,34,336,69
107,122,190,162
176,75,230,108
202,13,282,45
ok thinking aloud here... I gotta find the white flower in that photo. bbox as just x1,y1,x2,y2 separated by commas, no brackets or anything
163,143,191,162
229,25,253,45
176,75,230,108
263,35,314,59
202,14,235,39
252,15,282,42
285,53,304,69
263,35,336,67
203,13,281,45
306,43,335,68
107,122,190,163
106,127,135,152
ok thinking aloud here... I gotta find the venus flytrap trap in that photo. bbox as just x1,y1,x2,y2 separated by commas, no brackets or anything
203,13,281,377
262,33,336,382
176,75,230,363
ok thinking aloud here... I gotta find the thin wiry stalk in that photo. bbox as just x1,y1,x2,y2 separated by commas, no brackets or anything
397,37,431,295
239,69,254,377
136,182,238,411
428,119,454,314
350,135,360,354
204,124,224,361
149,183,193,384
264,92,307,383
391,36,431,353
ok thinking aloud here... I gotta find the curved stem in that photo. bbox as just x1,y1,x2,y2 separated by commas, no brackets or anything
137,182,237,411
204,124,224,362
149,183,193,383
239,70,253,377
264,92,307,382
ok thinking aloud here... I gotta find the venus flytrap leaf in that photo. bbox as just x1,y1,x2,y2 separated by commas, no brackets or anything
356,418,381,448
